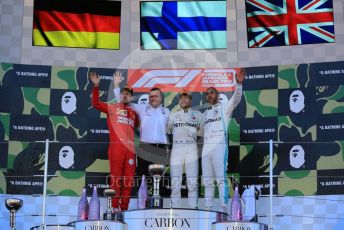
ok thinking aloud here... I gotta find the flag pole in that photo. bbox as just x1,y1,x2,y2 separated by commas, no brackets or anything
35,139,58,230
269,139,273,230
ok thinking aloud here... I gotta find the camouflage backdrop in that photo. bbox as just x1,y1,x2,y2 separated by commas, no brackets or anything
0,61,344,197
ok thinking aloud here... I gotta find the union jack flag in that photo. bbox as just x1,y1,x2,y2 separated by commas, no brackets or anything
246,0,335,48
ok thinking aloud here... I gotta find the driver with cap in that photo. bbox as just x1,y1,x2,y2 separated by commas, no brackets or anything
167,89,202,209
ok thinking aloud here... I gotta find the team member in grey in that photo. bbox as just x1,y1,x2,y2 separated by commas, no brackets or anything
167,90,202,209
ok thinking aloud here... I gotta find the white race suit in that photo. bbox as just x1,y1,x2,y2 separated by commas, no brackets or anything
201,84,242,209
167,107,202,208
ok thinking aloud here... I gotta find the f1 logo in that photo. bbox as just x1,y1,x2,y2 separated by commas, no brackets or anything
132,69,201,88
129,68,238,92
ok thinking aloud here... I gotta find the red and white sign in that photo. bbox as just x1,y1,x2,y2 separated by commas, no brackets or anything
128,68,241,92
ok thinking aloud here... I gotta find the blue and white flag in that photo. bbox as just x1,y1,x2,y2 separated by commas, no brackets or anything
140,1,227,50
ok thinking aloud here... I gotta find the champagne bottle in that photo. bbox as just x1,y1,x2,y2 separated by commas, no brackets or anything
231,187,242,221
88,186,100,220
77,187,89,221
137,175,148,209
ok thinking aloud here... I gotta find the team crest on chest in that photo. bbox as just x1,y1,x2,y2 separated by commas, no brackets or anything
190,112,196,121
117,108,127,116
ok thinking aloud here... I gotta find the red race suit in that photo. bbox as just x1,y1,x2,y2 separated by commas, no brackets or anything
92,87,139,210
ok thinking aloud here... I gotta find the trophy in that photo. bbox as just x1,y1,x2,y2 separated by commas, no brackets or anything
148,164,166,208
103,189,116,220
5,198,23,230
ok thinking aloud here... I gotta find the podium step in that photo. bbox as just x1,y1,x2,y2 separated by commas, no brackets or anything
122,208,227,230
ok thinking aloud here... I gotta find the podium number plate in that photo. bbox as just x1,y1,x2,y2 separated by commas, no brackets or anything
72,221,126,230
212,222,268,230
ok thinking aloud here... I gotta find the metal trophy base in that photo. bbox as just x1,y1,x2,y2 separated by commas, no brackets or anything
70,220,126,230
30,225,73,230
123,208,227,230
148,196,163,208
212,221,268,230
103,212,124,222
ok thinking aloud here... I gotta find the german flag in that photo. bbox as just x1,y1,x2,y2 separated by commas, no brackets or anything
33,0,121,50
